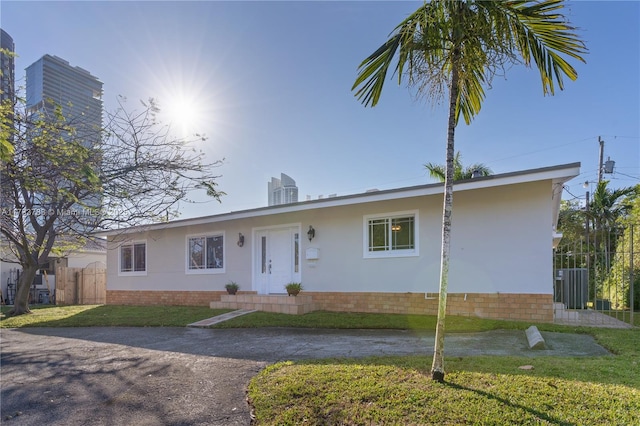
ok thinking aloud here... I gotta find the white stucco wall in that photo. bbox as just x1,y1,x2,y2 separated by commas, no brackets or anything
446,181,551,294
296,180,551,295
107,220,256,292
67,252,106,268
106,179,554,296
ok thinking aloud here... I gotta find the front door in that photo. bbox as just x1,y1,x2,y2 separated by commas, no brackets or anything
255,225,300,294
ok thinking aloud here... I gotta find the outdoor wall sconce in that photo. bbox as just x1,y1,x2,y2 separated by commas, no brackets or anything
307,225,315,242
237,233,245,247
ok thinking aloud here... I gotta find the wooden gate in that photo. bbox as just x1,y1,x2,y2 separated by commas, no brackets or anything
55,262,106,305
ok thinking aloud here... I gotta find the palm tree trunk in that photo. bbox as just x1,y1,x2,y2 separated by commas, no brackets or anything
431,51,460,383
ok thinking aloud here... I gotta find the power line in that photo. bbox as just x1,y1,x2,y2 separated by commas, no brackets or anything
562,185,583,201
485,136,594,166
484,134,638,167
613,171,640,182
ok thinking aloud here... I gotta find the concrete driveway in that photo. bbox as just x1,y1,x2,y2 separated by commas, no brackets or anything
1,327,610,425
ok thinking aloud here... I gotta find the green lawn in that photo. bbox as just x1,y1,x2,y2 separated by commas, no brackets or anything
2,305,638,425
0,304,229,327
210,310,539,331
250,362,639,425
249,321,640,425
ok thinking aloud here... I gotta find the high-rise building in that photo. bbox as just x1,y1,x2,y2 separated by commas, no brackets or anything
0,29,15,104
25,54,103,228
26,54,103,143
268,173,298,206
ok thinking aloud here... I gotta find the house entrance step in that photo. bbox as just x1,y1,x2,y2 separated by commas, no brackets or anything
210,294,316,315
187,309,256,327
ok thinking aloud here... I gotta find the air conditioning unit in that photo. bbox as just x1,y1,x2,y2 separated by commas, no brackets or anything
554,268,588,309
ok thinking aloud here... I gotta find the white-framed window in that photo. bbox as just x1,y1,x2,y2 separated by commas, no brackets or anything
186,232,225,274
363,210,419,258
119,241,147,275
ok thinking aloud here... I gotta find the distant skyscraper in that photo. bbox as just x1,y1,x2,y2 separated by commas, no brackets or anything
26,54,103,143
268,173,298,206
25,55,103,228
0,29,15,104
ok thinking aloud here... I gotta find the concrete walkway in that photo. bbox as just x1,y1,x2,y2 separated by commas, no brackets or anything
554,308,634,329
2,325,612,363
187,309,256,327
195,308,634,329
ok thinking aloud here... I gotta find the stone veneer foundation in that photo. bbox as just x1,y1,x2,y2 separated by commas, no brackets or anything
308,292,554,322
107,290,553,322
107,290,222,307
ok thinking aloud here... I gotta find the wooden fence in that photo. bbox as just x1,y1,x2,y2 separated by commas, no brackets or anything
55,262,106,305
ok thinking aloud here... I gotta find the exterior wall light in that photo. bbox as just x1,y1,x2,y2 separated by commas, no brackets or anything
307,225,315,241
237,233,245,247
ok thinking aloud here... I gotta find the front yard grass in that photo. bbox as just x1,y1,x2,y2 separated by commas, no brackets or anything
249,324,640,425
0,304,229,327
231,313,638,425
249,361,639,425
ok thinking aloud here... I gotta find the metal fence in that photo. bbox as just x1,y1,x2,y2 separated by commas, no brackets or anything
553,223,636,327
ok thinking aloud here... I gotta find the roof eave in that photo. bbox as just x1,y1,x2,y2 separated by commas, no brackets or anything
96,162,581,237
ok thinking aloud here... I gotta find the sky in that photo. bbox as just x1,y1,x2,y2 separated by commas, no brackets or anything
1,0,638,220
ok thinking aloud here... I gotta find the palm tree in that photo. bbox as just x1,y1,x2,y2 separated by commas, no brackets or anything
586,181,636,267
425,151,492,182
587,181,636,234
352,0,586,382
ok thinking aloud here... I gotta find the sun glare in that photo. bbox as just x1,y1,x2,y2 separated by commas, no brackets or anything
161,93,206,137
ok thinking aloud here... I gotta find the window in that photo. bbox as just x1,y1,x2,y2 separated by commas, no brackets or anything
187,233,225,273
119,241,146,275
364,211,418,258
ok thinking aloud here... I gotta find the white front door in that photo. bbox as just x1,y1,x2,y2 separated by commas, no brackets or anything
255,226,300,294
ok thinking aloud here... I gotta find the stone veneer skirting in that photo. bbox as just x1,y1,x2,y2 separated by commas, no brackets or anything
308,292,554,322
107,290,223,307
107,290,553,322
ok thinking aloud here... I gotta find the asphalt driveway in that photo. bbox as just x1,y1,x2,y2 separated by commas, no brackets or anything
1,327,610,425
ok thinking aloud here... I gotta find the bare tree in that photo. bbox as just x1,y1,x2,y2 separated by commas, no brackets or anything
1,96,223,315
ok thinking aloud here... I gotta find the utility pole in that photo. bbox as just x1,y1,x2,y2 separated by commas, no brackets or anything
585,190,590,248
597,136,604,183
596,136,616,183
585,189,592,306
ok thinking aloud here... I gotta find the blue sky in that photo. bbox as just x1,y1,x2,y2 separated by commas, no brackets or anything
2,1,638,219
